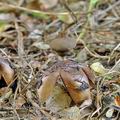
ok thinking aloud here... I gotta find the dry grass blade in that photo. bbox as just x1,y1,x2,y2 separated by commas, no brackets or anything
14,20,24,58
0,2,79,16
0,0,119,119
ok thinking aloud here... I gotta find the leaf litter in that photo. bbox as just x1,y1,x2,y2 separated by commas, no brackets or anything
0,0,120,120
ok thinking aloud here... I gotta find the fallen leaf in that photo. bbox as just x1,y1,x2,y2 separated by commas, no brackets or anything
37,71,59,103
40,0,58,9
28,29,43,39
90,62,107,75
0,87,12,104
0,87,11,96
0,21,7,32
26,0,41,10
106,108,114,118
59,106,80,120
0,13,14,22
58,13,74,24
30,61,41,69
47,33,76,52
28,11,49,20
60,70,91,105
0,21,13,32
15,95,26,108
32,42,50,50
0,58,14,85
114,96,120,107
46,86,71,113
81,65,95,87
39,60,93,107
76,49,87,62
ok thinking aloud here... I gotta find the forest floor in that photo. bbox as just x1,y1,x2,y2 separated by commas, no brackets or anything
0,0,120,120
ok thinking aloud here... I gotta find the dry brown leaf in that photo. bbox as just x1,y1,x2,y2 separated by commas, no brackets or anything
26,0,41,10
0,87,12,104
15,95,26,108
37,71,59,103
0,87,11,96
0,58,14,85
60,70,91,105
40,0,58,9
30,60,41,69
81,65,95,87
37,60,93,108
47,33,76,52
46,86,71,113
114,96,120,106
58,106,80,120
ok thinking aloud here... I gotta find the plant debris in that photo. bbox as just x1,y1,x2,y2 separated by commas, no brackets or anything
0,0,120,119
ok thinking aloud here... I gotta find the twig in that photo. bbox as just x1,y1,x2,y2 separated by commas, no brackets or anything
13,107,20,120
0,89,12,103
98,0,120,20
60,0,78,23
108,43,120,62
26,90,53,120
108,59,120,73
13,78,20,100
14,20,24,58
0,2,79,16
76,36,109,59
91,107,101,117
0,32,14,39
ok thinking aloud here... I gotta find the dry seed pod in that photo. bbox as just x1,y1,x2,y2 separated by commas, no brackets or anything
0,58,14,85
